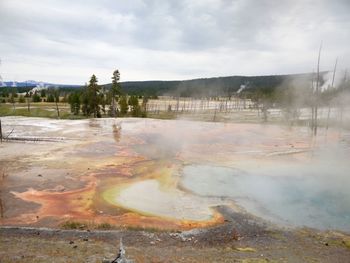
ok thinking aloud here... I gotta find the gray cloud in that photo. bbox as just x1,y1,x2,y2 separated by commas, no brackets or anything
0,0,349,84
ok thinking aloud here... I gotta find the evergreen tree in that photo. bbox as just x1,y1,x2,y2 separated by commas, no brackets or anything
47,93,55,102
109,69,121,117
53,89,60,118
80,75,101,118
11,88,18,98
87,75,101,118
18,95,25,103
68,92,81,115
128,95,141,117
100,92,106,115
119,95,128,116
9,95,15,104
32,92,41,102
81,85,90,116
141,96,149,117
40,89,46,98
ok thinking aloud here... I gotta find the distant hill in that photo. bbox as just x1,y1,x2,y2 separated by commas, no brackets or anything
1,80,81,88
0,80,82,93
1,73,324,97
110,72,320,97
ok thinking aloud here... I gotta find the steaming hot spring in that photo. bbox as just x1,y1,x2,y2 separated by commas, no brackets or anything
1,116,349,232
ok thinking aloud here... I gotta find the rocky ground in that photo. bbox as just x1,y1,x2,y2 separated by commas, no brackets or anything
1,207,350,263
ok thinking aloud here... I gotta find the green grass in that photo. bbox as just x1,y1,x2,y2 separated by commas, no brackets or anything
61,221,88,230
96,223,114,230
0,103,72,118
124,225,170,233
60,221,119,230
147,111,177,120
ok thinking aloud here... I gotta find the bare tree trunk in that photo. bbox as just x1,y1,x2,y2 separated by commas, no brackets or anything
326,58,338,131
111,97,116,117
27,98,31,112
314,43,322,136
55,101,60,118
0,196,3,218
0,166,7,218
176,96,179,113
311,106,315,130
339,70,347,130
310,72,315,130
0,119,2,143
213,107,217,122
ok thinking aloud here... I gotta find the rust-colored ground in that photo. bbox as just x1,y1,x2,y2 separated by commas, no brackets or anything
0,116,347,231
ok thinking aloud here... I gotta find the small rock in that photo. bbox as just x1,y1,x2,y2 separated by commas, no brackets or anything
150,241,155,245
69,241,74,244
54,185,65,192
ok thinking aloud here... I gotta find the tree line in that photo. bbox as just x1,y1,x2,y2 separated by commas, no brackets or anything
68,70,147,118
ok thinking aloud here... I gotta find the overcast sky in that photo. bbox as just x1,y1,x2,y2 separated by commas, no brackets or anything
0,0,349,84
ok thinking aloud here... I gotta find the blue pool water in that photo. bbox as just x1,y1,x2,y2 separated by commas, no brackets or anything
181,163,350,231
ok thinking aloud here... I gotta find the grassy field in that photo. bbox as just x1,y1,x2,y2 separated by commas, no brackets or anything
0,101,265,122
0,102,83,119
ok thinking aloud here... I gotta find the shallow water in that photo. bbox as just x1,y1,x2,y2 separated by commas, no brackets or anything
1,116,350,231
181,161,350,231
108,179,216,221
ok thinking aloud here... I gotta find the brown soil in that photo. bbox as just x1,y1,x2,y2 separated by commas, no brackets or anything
1,208,350,262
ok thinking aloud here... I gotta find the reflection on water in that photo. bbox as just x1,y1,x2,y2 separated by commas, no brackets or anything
112,124,122,142
181,164,350,231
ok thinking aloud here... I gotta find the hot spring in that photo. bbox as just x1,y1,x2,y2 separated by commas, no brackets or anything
1,117,349,232
181,163,350,230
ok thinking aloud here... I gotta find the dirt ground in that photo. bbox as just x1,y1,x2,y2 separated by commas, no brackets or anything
1,208,350,263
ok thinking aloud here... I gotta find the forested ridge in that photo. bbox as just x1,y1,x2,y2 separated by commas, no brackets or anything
1,72,320,97
105,72,320,97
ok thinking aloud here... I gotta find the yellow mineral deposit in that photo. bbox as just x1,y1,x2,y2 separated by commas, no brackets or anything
1,117,349,231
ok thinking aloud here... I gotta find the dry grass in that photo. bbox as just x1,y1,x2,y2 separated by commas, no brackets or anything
0,236,277,263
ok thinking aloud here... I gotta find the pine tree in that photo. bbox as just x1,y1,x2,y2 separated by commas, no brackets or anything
119,95,128,116
109,70,121,117
128,95,141,117
47,94,55,102
86,74,101,118
18,95,25,103
54,89,60,118
68,92,81,115
40,89,46,98
32,92,41,102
